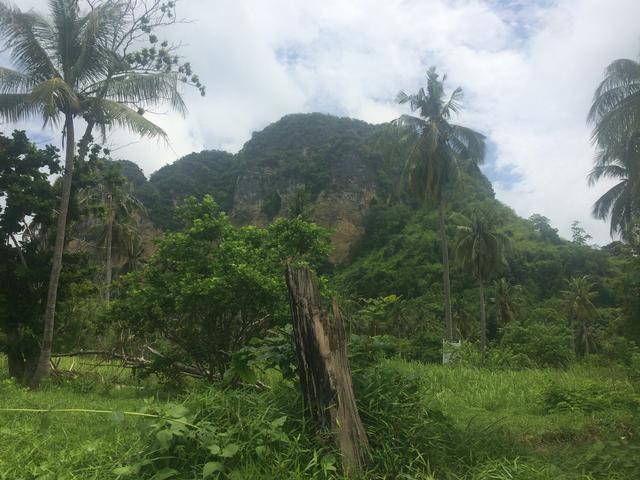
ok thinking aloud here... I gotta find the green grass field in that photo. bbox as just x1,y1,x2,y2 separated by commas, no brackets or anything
0,355,638,479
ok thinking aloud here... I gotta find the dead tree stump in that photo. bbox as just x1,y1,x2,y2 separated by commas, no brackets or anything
285,266,369,477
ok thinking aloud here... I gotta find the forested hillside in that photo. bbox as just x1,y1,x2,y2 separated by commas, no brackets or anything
116,113,638,358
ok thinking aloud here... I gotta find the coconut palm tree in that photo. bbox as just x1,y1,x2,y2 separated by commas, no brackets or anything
491,277,519,328
81,162,145,301
588,57,640,242
0,0,186,387
396,67,485,341
455,211,508,349
562,276,598,356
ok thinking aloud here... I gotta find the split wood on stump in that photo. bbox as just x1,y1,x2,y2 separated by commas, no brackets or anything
285,265,369,477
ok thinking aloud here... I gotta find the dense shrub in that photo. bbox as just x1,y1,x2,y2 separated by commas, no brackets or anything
500,322,575,368
108,197,331,381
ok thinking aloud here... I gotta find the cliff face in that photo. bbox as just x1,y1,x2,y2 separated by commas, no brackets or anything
231,114,387,261
128,112,490,263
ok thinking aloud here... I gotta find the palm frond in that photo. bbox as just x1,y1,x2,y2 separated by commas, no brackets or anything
588,58,640,122
89,97,168,141
588,58,640,148
0,93,43,123
73,1,126,87
49,0,81,78
392,114,426,130
448,125,486,163
0,3,60,80
89,72,187,116
0,66,37,94
587,163,627,186
592,180,632,237
28,77,79,126
442,86,463,119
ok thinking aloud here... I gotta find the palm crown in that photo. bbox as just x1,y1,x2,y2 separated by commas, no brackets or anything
588,57,640,242
0,0,185,140
455,211,508,282
396,67,486,204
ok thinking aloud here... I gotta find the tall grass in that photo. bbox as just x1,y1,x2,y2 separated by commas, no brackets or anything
0,356,638,479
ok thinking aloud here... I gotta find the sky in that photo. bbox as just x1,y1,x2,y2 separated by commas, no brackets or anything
2,0,640,245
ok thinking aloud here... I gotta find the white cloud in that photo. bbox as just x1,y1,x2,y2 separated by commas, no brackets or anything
2,0,639,244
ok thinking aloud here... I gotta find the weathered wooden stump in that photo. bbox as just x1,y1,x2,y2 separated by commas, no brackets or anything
286,266,369,477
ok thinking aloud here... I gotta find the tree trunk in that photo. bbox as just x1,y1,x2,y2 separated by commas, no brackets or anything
439,201,453,341
479,280,487,349
285,266,369,477
105,195,114,302
29,114,76,389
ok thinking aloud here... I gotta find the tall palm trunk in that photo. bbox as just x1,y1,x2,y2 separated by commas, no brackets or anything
479,279,487,349
29,114,75,389
105,195,114,302
29,120,95,388
439,201,453,341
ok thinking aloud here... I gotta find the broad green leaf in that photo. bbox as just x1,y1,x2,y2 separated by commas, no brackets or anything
221,443,240,458
208,444,221,455
203,462,223,478
165,404,189,418
270,415,287,428
156,429,173,449
321,454,337,472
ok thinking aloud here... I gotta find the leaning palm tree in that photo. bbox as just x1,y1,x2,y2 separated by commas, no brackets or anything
0,0,187,387
562,276,598,356
588,57,640,242
396,67,486,341
455,211,508,349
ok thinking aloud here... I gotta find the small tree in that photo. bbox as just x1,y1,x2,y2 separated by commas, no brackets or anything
109,196,331,380
571,220,592,246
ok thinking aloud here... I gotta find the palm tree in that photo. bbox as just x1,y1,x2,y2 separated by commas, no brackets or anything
455,211,508,349
396,67,486,341
0,0,186,387
562,276,598,356
491,277,519,328
82,162,145,301
588,57,640,242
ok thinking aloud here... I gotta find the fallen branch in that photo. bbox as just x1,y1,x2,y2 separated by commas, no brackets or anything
50,349,211,379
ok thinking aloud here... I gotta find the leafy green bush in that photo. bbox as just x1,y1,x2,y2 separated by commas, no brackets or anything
108,196,331,381
600,335,638,365
500,321,575,368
